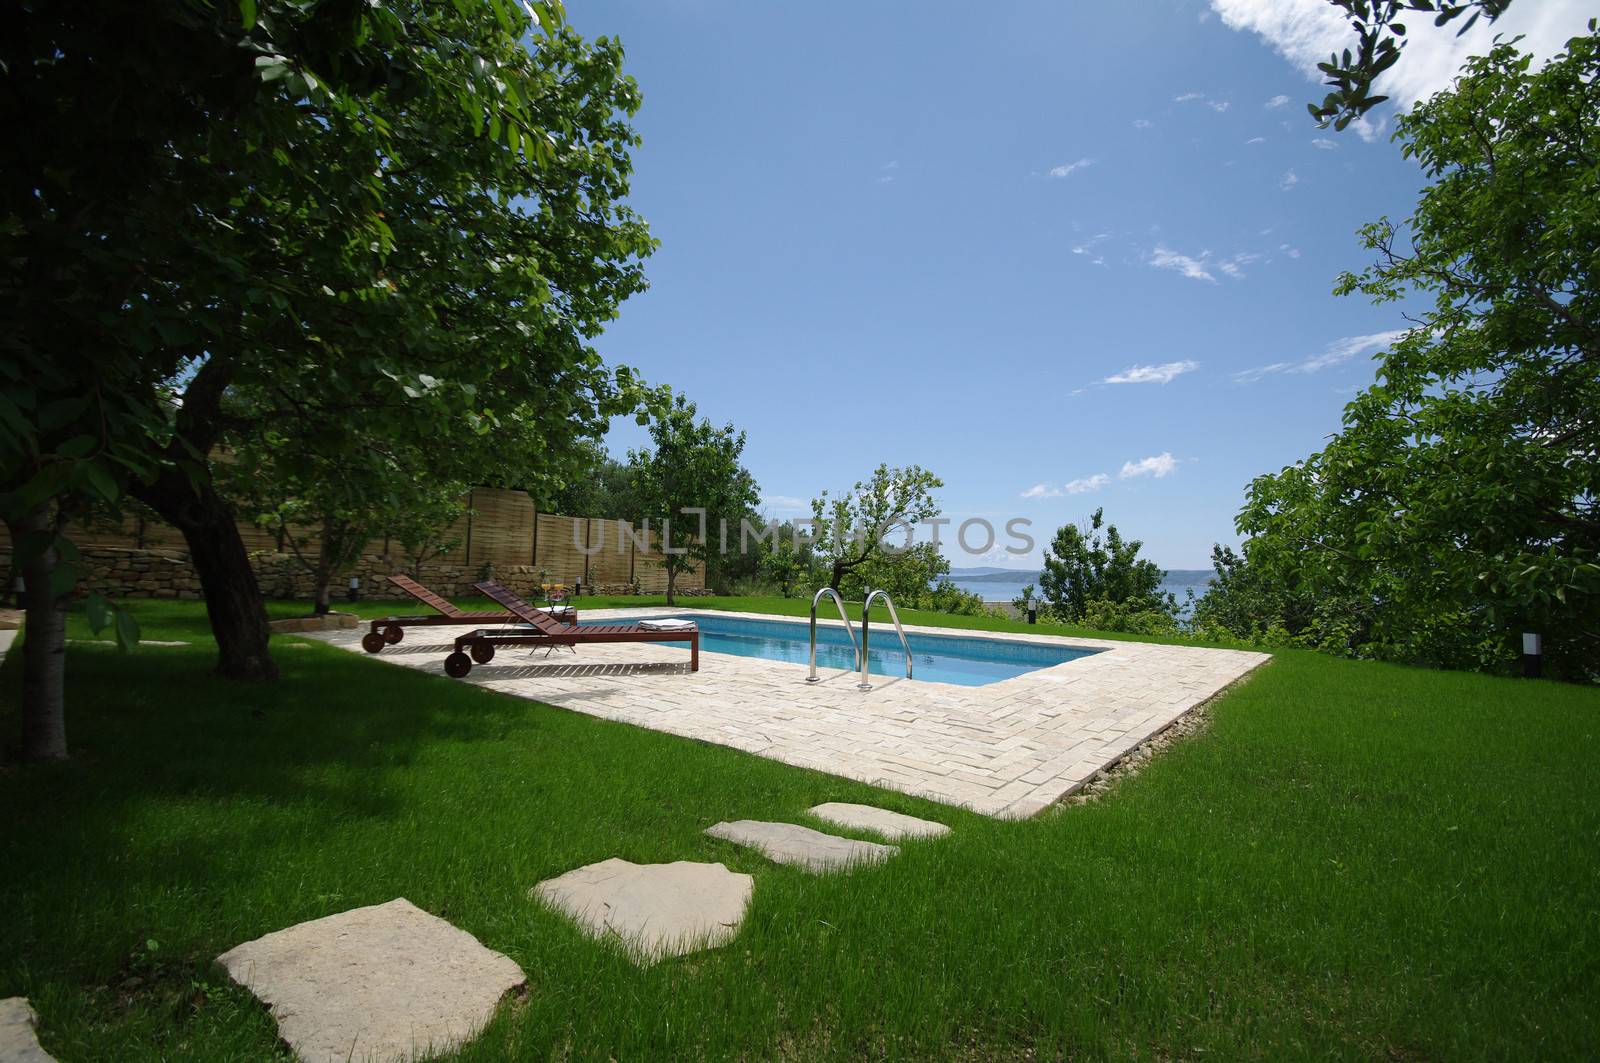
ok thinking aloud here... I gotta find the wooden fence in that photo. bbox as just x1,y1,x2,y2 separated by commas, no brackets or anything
1,486,701,594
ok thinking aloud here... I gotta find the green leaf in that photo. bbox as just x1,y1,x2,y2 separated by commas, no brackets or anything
85,591,112,634
114,608,141,652
48,560,78,600
239,0,257,30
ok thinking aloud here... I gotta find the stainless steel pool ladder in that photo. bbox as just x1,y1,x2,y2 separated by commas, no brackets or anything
859,589,912,691
807,587,861,682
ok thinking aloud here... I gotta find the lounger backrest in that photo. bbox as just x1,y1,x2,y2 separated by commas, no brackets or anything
388,574,463,618
473,581,571,634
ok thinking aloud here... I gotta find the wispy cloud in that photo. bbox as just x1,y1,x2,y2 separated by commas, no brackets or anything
1311,137,1337,149
1103,360,1199,385
1279,242,1301,259
1071,231,1111,267
1245,136,1266,145
1216,252,1263,279
1120,453,1178,480
1149,245,1216,283
1048,158,1095,179
1280,168,1299,190
1175,92,1231,112
1212,0,1592,137
1234,329,1408,383
1132,118,1153,130
761,494,810,512
1023,473,1111,499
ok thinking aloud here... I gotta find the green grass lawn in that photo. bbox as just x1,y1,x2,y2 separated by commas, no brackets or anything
2,596,1598,1059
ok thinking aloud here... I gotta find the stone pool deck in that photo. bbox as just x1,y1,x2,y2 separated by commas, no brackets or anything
311,609,1269,819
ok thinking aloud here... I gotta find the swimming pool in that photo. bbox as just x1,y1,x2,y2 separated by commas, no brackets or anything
583,614,1101,687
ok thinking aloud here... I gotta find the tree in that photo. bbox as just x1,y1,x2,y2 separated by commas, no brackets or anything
1312,0,1514,130
630,395,759,605
1240,29,1600,677
2,0,653,755
1038,508,1169,623
810,465,943,593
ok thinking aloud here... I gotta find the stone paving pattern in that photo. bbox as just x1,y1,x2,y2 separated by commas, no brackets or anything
315,609,1269,818
533,859,753,964
706,820,899,871
0,997,55,1062
216,898,524,1063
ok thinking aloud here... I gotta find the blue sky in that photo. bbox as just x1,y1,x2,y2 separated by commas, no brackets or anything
569,0,1591,569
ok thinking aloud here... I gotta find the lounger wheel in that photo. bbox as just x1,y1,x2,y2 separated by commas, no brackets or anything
470,641,496,664
361,631,386,654
383,625,403,645
444,651,472,678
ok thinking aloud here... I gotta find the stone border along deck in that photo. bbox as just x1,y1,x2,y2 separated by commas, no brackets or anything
312,608,1270,819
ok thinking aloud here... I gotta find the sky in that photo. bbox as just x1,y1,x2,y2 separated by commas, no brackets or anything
567,0,1592,570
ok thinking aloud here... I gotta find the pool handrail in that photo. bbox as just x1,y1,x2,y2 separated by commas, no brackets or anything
859,589,913,691
807,587,862,683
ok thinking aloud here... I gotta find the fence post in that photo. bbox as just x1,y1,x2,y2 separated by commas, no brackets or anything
531,506,539,565
463,488,475,565
583,518,592,588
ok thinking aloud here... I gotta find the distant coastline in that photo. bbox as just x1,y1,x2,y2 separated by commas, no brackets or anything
942,567,1214,608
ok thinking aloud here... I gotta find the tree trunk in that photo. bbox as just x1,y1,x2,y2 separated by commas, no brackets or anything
830,559,845,592
313,578,333,615
10,505,68,761
134,473,278,681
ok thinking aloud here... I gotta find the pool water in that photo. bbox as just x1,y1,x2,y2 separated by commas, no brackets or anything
584,614,1100,687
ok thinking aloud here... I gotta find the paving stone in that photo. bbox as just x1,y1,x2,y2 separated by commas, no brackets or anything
706,820,898,871
808,802,952,841
533,858,752,964
0,998,55,1063
216,898,523,1063
313,609,1269,818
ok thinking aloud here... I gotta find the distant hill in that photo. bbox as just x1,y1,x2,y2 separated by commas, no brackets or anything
948,567,1215,586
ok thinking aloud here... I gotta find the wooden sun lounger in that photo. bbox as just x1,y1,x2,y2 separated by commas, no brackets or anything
361,574,575,654
441,580,698,677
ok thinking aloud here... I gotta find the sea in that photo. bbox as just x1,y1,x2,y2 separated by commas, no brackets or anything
943,568,1214,612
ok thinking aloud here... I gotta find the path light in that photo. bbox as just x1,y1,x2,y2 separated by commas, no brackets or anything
1027,601,1037,625
1522,632,1543,678
347,576,360,603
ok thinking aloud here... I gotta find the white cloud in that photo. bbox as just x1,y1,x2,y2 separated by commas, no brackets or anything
1103,360,1200,385
1132,118,1153,130
1120,453,1178,480
1071,231,1111,267
1064,473,1110,494
1279,242,1301,258
761,494,810,512
1216,252,1263,279
1265,94,1290,108
1245,136,1266,144
1280,168,1299,190
1021,483,1061,499
1048,158,1094,179
1149,245,1215,283
1211,0,1593,130
1175,92,1231,112
1311,137,1337,149
1234,329,1409,383
876,175,894,184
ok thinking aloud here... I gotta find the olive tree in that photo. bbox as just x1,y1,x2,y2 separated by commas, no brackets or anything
809,465,943,593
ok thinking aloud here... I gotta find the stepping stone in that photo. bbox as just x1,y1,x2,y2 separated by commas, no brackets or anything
0,998,55,1062
216,898,523,1063
705,820,898,872
808,802,952,841
533,859,752,965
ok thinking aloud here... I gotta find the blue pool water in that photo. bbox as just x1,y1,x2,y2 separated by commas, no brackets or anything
584,614,1100,687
